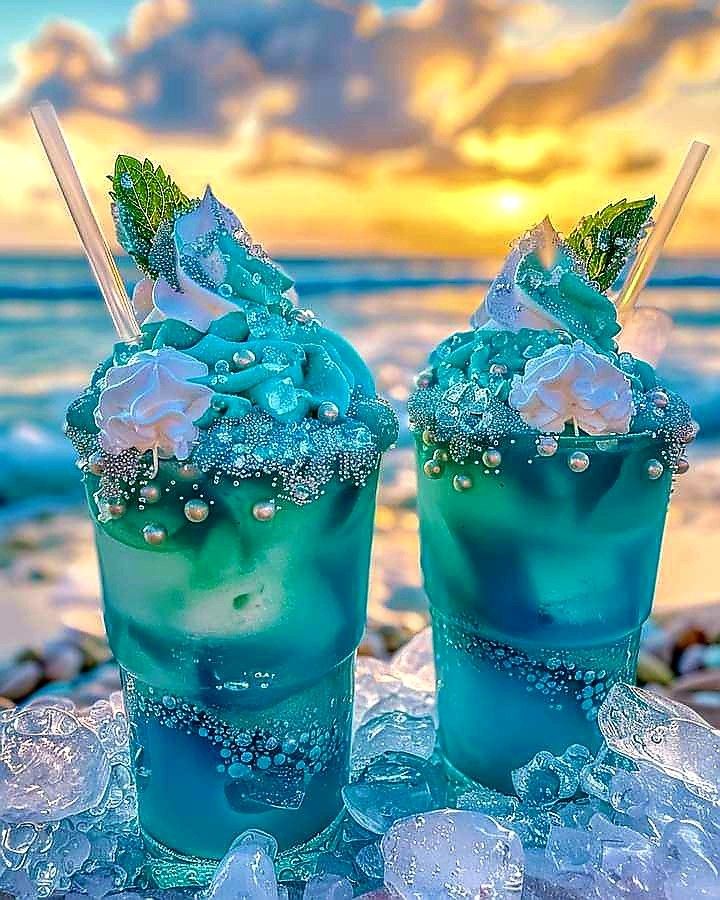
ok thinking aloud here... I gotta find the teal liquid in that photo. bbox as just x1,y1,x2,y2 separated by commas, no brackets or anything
91,471,378,858
416,435,671,793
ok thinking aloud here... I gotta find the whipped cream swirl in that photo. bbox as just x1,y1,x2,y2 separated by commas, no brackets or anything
508,340,634,435
95,348,213,459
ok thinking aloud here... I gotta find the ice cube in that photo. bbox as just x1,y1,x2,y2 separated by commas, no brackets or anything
353,711,435,764
0,703,111,822
381,809,524,899
303,873,353,899
512,746,589,807
599,684,720,803
660,819,720,897
203,830,279,899
389,627,435,694
342,752,443,835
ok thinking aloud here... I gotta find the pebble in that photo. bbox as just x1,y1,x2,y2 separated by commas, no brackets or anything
0,659,43,700
43,640,84,682
671,669,720,693
676,644,706,676
636,650,673,686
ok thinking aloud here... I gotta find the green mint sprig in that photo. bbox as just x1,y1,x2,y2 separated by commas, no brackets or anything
109,156,192,276
566,196,655,292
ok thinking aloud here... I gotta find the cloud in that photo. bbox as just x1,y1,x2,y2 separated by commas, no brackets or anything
2,0,718,184
471,0,719,132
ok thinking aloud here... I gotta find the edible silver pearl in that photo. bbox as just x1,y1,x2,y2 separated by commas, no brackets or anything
568,451,590,473
650,389,669,409
107,500,126,519
675,456,690,475
143,523,167,546
415,371,432,389
489,363,508,376
422,430,436,447
139,484,161,504
317,401,340,423
177,462,201,481
453,473,473,492
252,500,276,522
88,451,105,476
423,460,443,479
433,448,449,463
184,499,210,522
482,448,502,469
646,459,664,480
218,282,233,298
537,436,559,457
232,349,256,369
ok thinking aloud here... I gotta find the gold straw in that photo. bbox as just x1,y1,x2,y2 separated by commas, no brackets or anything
616,140,709,314
30,101,141,341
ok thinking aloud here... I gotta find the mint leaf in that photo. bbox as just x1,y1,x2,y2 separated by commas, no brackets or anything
109,155,192,275
567,197,655,292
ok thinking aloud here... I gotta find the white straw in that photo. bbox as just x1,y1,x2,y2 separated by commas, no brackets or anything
616,140,709,314
30,101,141,341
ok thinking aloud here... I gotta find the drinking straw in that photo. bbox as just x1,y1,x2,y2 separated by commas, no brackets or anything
30,101,141,341
616,140,709,314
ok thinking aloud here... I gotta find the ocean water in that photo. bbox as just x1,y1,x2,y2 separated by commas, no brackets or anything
0,254,718,657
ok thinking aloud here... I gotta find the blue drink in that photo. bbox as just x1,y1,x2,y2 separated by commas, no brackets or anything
65,166,398,866
409,201,693,792
416,433,672,792
92,471,378,858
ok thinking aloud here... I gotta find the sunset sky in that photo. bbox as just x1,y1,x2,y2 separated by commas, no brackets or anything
1,0,719,257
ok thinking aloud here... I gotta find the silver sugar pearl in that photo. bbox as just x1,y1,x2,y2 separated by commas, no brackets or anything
675,456,690,475
143,523,167,546
650,389,669,409
107,500,126,519
453,473,473,492
568,451,590,473
646,459,664,480
482,448,502,469
415,371,432,389
88,451,105,476
423,460,443,479
421,430,436,447
218,282,233,298
252,499,276,522
232,349,256,369
177,462,201,481
139,484,161,504
317,401,340,423
184,499,210,522
107,500,127,519
433,448,449,463
489,363,508,377
537,435,559,457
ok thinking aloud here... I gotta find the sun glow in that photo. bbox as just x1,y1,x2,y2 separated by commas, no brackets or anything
497,190,524,214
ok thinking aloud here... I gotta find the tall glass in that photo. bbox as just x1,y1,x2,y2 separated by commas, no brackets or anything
89,466,378,860
416,433,671,793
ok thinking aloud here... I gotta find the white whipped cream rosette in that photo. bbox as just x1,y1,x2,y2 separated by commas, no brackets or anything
508,340,634,435
95,348,214,459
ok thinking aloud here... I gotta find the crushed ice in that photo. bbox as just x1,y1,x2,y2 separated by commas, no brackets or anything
1,629,719,897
